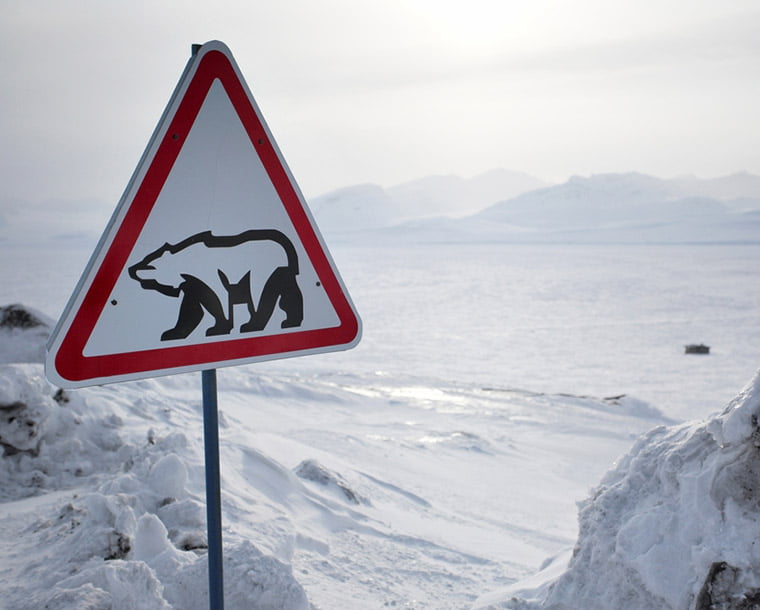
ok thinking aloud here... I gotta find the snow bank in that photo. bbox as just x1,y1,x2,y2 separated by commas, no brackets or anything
0,327,138,499
0,364,308,609
0,305,308,609
478,369,760,610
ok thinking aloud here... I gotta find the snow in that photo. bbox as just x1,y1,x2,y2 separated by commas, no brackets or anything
0,358,309,609
0,176,759,608
477,370,760,609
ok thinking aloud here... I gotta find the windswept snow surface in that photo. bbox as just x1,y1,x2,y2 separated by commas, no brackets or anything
0,238,758,608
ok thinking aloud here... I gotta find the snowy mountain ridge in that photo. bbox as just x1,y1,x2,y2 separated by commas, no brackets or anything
2,169,758,245
474,172,740,232
308,168,548,232
385,168,549,219
312,171,760,244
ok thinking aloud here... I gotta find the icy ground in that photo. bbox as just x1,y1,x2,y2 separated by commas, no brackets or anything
0,241,759,608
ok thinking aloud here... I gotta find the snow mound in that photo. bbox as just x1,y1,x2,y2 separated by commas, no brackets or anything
165,540,309,610
0,324,309,609
294,458,366,505
0,362,131,496
478,369,760,610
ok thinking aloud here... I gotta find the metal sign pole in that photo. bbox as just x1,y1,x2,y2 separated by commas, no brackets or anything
202,368,224,609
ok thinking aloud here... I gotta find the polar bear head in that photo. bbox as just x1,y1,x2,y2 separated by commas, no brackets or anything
128,244,185,296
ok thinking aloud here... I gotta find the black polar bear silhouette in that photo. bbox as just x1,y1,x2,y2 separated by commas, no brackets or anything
128,230,303,341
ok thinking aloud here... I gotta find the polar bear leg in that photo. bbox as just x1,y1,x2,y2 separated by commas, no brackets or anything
161,274,231,341
240,267,303,333
278,271,304,329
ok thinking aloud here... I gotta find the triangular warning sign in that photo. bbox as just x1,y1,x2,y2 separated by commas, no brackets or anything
46,41,361,388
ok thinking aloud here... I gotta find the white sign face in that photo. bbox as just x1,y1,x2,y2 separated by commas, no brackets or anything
45,41,361,388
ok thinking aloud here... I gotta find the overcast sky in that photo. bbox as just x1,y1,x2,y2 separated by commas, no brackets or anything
2,0,759,206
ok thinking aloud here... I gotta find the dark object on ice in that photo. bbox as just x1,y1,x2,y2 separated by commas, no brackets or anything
695,561,760,609
685,344,710,354
0,304,46,330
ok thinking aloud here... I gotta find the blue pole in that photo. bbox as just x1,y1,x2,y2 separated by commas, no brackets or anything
202,368,224,609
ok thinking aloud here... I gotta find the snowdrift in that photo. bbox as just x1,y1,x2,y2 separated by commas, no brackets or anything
478,370,760,610
0,305,309,610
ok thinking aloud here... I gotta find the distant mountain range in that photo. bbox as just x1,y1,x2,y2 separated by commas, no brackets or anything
310,171,760,244
309,169,548,231
3,170,759,245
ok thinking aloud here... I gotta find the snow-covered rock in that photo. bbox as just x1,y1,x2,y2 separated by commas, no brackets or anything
294,458,365,504
0,362,308,609
0,303,53,364
478,369,760,609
